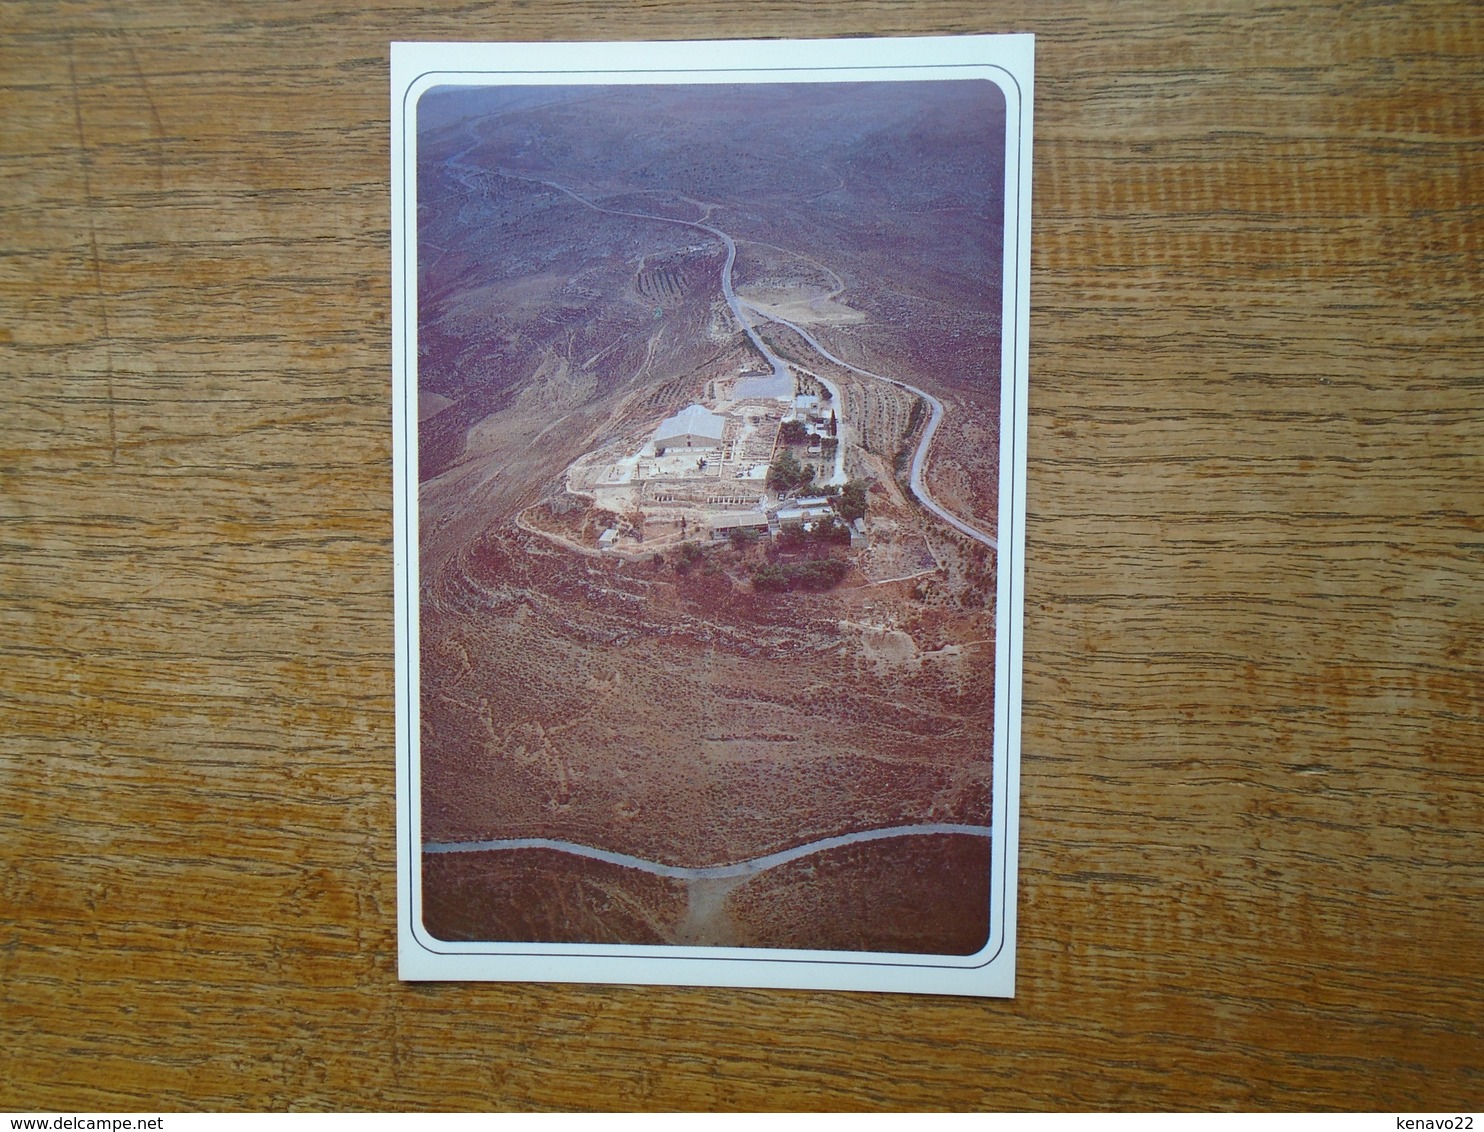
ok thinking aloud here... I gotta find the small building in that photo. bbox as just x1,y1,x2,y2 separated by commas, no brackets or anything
708,511,770,541
597,527,619,549
850,517,868,548
775,498,835,526
653,404,726,450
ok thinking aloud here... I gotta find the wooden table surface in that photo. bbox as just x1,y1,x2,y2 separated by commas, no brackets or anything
2,0,1479,1112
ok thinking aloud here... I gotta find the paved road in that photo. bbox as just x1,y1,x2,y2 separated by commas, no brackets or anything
739,303,999,553
479,167,994,550
425,821,991,881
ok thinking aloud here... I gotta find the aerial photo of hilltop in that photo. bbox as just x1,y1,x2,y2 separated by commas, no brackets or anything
415,79,1007,954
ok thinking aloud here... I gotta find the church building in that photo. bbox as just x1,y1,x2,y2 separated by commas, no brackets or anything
653,403,726,450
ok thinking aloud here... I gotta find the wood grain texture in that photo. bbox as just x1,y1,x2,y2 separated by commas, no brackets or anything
2,0,1480,1112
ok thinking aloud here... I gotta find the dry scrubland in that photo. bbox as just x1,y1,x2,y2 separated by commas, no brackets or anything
416,82,1005,953
424,834,991,953
419,516,997,951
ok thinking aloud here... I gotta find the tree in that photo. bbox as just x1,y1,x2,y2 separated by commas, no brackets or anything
751,558,849,593
751,563,789,592
817,518,851,545
837,479,868,523
767,448,813,493
793,558,849,589
775,523,807,552
673,540,704,576
778,419,809,445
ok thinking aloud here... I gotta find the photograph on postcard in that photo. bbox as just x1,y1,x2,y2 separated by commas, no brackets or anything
393,37,1030,991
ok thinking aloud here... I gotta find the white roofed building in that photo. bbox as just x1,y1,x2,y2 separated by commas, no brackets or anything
707,511,770,540
653,404,726,450
775,498,835,525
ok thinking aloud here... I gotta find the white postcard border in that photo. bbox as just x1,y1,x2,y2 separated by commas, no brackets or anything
391,34,1033,997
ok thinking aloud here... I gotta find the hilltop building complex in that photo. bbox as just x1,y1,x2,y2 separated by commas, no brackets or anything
565,362,853,552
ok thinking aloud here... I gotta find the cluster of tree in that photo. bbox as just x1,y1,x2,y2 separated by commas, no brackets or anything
727,525,762,550
812,479,868,523
894,443,913,480
671,540,706,576
751,558,849,593
775,519,849,552
779,416,838,450
836,479,868,523
778,419,810,445
766,448,815,493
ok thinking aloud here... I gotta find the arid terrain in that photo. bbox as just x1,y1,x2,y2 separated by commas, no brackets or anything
416,80,1006,954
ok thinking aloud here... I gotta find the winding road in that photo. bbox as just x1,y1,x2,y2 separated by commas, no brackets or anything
740,303,999,553
482,166,998,551
431,165,999,886
425,821,991,881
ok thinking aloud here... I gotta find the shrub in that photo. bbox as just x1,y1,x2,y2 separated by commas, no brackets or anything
752,563,790,592
766,449,814,493
749,556,849,593
818,518,851,545
792,558,849,590
778,420,809,445
837,479,868,523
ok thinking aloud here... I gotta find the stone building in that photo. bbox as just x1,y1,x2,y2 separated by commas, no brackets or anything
653,404,726,450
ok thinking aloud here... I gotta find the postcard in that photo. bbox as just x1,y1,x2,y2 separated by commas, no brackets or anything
391,34,1032,996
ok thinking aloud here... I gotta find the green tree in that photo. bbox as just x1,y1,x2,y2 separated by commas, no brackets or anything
751,563,789,592
778,420,809,445
750,557,849,593
837,479,868,523
728,525,759,550
767,449,813,493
